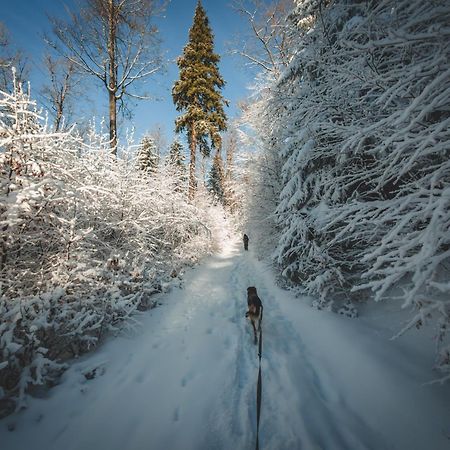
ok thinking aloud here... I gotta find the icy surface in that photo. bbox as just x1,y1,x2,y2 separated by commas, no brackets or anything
1,238,449,450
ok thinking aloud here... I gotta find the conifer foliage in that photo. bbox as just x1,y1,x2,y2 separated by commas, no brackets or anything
137,135,159,173
165,139,187,192
172,0,227,199
207,152,225,201
166,139,186,172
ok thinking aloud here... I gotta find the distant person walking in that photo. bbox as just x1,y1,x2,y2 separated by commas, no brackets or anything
243,234,249,251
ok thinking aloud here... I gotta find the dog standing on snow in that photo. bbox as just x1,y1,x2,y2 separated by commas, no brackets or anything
246,286,263,344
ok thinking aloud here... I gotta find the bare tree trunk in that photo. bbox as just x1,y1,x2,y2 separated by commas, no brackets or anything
200,154,206,187
189,127,197,200
1,163,13,272
108,0,118,155
41,56,77,132
109,90,117,154
47,0,163,154
55,94,63,132
0,225,7,271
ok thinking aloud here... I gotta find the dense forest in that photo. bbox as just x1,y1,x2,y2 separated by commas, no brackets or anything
242,0,450,381
1,0,449,419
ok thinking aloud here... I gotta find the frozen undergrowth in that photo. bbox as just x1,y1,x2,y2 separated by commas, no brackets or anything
0,77,229,415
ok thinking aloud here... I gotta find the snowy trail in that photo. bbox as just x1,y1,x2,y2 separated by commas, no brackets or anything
1,238,450,450
224,254,381,450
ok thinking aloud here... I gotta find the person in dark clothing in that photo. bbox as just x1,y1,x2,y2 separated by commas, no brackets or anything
243,234,249,251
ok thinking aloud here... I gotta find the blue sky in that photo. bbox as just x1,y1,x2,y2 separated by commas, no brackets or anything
1,0,254,147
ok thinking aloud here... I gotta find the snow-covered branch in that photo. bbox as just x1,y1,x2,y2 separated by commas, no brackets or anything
243,0,450,380
0,76,225,413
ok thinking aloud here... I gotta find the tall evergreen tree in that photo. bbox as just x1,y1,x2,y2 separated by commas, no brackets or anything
172,0,227,199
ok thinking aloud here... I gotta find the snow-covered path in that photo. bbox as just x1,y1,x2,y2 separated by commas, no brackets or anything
2,239,450,450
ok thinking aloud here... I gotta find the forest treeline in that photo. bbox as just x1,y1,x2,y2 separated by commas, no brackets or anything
243,0,450,381
0,79,232,415
1,0,449,418
0,0,238,416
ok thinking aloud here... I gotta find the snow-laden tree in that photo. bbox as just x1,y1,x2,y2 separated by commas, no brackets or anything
239,75,285,259
166,139,186,174
165,139,187,193
231,0,295,77
172,0,228,199
207,151,225,202
245,0,450,379
221,127,243,214
167,139,185,169
137,134,159,173
0,76,227,414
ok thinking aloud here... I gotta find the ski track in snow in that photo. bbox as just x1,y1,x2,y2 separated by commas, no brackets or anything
1,239,450,450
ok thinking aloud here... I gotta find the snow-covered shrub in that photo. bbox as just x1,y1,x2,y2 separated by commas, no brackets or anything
245,0,450,379
238,79,285,260
0,77,223,414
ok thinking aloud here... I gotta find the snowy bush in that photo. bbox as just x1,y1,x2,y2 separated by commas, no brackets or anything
0,77,223,414
244,0,450,379
238,78,285,260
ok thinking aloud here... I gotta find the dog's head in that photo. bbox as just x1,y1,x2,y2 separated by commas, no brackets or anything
247,286,257,295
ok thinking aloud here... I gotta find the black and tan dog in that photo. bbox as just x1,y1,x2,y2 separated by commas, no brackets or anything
245,286,263,344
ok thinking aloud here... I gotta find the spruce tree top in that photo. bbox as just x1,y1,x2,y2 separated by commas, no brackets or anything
137,135,158,173
172,0,227,155
167,140,186,169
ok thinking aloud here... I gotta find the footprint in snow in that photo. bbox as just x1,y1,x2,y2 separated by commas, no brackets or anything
135,372,147,384
181,372,195,387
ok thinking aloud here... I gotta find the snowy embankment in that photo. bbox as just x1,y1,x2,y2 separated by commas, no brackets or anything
1,237,449,450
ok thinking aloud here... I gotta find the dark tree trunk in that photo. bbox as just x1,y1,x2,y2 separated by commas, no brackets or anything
108,0,117,155
109,90,117,154
189,127,197,200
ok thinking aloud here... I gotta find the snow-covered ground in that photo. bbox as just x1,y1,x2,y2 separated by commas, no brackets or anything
1,237,449,450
